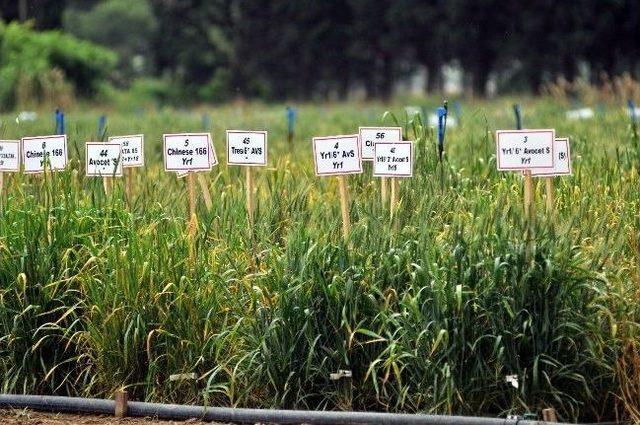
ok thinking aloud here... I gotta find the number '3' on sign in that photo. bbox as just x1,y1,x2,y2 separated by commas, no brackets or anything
495,129,555,171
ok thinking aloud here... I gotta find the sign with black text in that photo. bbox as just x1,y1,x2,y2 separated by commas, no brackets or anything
532,138,571,177
22,135,68,173
108,135,144,168
312,135,362,176
373,141,413,177
163,133,215,172
496,129,555,170
359,127,402,161
0,140,20,172
86,142,123,176
226,130,267,166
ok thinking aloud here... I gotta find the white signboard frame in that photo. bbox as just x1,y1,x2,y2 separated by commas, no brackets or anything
22,135,68,174
359,127,402,161
176,138,216,178
108,134,144,168
531,138,571,177
373,141,414,178
0,140,20,172
163,133,215,172
312,135,362,176
496,129,555,171
85,142,123,177
226,130,268,166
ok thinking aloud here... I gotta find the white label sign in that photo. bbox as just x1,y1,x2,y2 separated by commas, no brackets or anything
0,140,20,172
227,130,267,166
373,141,413,177
496,129,555,170
22,135,68,173
86,143,123,177
313,135,362,176
108,135,144,167
176,139,216,178
359,127,402,160
532,138,571,177
163,133,215,172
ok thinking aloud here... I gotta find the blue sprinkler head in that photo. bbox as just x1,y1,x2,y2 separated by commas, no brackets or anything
628,99,637,125
436,106,447,147
513,104,522,130
55,109,65,135
201,113,211,131
454,102,461,122
286,106,296,134
98,115,107,139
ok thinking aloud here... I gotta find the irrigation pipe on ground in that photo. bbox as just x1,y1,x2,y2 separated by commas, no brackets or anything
0,394,576,424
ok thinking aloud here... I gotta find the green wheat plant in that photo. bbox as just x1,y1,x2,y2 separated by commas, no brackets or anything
0,98,637,422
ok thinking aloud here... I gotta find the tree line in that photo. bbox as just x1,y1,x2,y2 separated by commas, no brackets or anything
1,0,638,101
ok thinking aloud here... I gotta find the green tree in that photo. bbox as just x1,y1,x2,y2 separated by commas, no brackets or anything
63,0,158,84
0,20,117,108
386,0,450,94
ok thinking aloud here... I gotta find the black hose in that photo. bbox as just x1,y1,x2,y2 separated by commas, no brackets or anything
1,394,560,425
0,394,114,415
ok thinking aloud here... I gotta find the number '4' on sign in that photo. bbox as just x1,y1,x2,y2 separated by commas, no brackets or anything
312,135,362,176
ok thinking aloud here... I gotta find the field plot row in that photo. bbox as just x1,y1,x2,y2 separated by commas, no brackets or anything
0,101,638,423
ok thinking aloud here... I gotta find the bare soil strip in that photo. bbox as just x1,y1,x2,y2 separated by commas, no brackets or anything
0,409,228,424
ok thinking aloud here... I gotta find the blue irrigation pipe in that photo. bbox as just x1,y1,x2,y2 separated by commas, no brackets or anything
0,394,571,424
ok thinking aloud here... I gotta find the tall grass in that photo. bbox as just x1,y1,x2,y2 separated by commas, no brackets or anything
0,99,637,422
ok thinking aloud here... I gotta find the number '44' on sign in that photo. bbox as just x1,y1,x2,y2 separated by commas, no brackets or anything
86,142,123,177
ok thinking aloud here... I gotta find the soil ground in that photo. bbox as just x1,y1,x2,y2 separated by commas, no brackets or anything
0,409,229,424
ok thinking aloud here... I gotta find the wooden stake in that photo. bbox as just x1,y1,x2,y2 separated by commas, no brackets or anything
0,172,4,212
338,176,350,239
114,390,128,418
246,167,254,226
197,173,213,212
545,177,554,218
523,170,534,222
103,176,112,198
542,407,557,422
125,167,134,206
524,170,535,260
187,172,198,265
381,177,388,206
390,177,398,214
